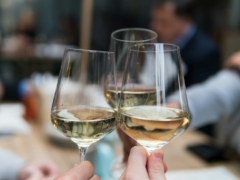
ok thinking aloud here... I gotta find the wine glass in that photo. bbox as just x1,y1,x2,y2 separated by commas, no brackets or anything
51,48,117,162
106,28,158,109
106,28,158,178
118,43,190,153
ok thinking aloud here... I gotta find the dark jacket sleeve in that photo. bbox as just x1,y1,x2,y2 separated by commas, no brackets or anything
2,80,21,101
181,30,221,87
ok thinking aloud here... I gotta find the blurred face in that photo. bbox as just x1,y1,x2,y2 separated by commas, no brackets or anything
150,3,189,43
19,9,36,30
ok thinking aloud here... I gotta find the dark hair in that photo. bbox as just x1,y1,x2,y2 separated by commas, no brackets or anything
153,0,196,18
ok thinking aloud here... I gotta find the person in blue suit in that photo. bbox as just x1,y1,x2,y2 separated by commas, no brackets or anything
151,0,221,87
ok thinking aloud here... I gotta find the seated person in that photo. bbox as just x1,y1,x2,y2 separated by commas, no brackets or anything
150,0,221,87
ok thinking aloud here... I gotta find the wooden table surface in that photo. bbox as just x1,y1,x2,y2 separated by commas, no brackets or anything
0,122,240,178
163,130,240,178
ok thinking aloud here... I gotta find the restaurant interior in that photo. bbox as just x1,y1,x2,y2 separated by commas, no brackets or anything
0,0,240,179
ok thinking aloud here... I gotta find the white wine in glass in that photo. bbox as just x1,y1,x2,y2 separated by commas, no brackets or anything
106,28,158,109
106,29,158,178
118,43,190,153
51,49,117,162
51,106,116,147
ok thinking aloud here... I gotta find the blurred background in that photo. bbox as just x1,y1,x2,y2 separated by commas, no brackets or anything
1,0,240,86
1,0,240,179
1,0,240,95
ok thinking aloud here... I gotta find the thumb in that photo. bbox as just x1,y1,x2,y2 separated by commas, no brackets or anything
147,149,166,180
26,171,44,180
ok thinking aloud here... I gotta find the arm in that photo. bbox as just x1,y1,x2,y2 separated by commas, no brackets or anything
188,70,240,128
169,70,240,128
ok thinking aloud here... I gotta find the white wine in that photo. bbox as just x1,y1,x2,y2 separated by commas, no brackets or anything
105,84,157,109
119,106,190,151
51,106,116,147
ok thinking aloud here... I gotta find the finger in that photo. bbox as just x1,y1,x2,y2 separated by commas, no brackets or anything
147,149,166,180
117,128,136,162
26,171,44,180
38,161,59,176
69,161,94,179
123,140,134,163
89,175,100,180
163,162,168,173
148,152,167,173
54,161,94,180
123,146,149,180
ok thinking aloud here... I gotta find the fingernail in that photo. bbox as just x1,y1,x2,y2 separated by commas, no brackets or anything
154,151,163,160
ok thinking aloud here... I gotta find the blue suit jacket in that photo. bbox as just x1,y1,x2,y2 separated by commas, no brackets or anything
180,29,221,87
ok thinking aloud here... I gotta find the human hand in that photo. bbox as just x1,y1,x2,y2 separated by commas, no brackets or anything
117,128,137,162
54,161,100,180
119,146,167,180
19,160,58,180
224,52,240,70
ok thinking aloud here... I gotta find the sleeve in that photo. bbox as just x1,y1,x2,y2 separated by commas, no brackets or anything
0,149,26,180
191,47,221,84
1,80,21,101
168,70,240,129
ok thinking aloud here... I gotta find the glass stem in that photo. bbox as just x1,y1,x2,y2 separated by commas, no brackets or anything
147,149,153,155
78,146,88,162
145,146,155,155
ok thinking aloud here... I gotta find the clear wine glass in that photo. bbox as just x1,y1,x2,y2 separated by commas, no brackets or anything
106,28,158,178
51,48,117,162
118,43,190,153
107,28,158,109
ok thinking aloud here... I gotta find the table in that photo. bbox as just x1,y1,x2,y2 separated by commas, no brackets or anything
0,123,240,178
163,130,240,178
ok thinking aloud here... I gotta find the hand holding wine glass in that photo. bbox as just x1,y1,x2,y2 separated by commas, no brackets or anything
118,43,190,153
119,146,167,180
105,28,158,175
